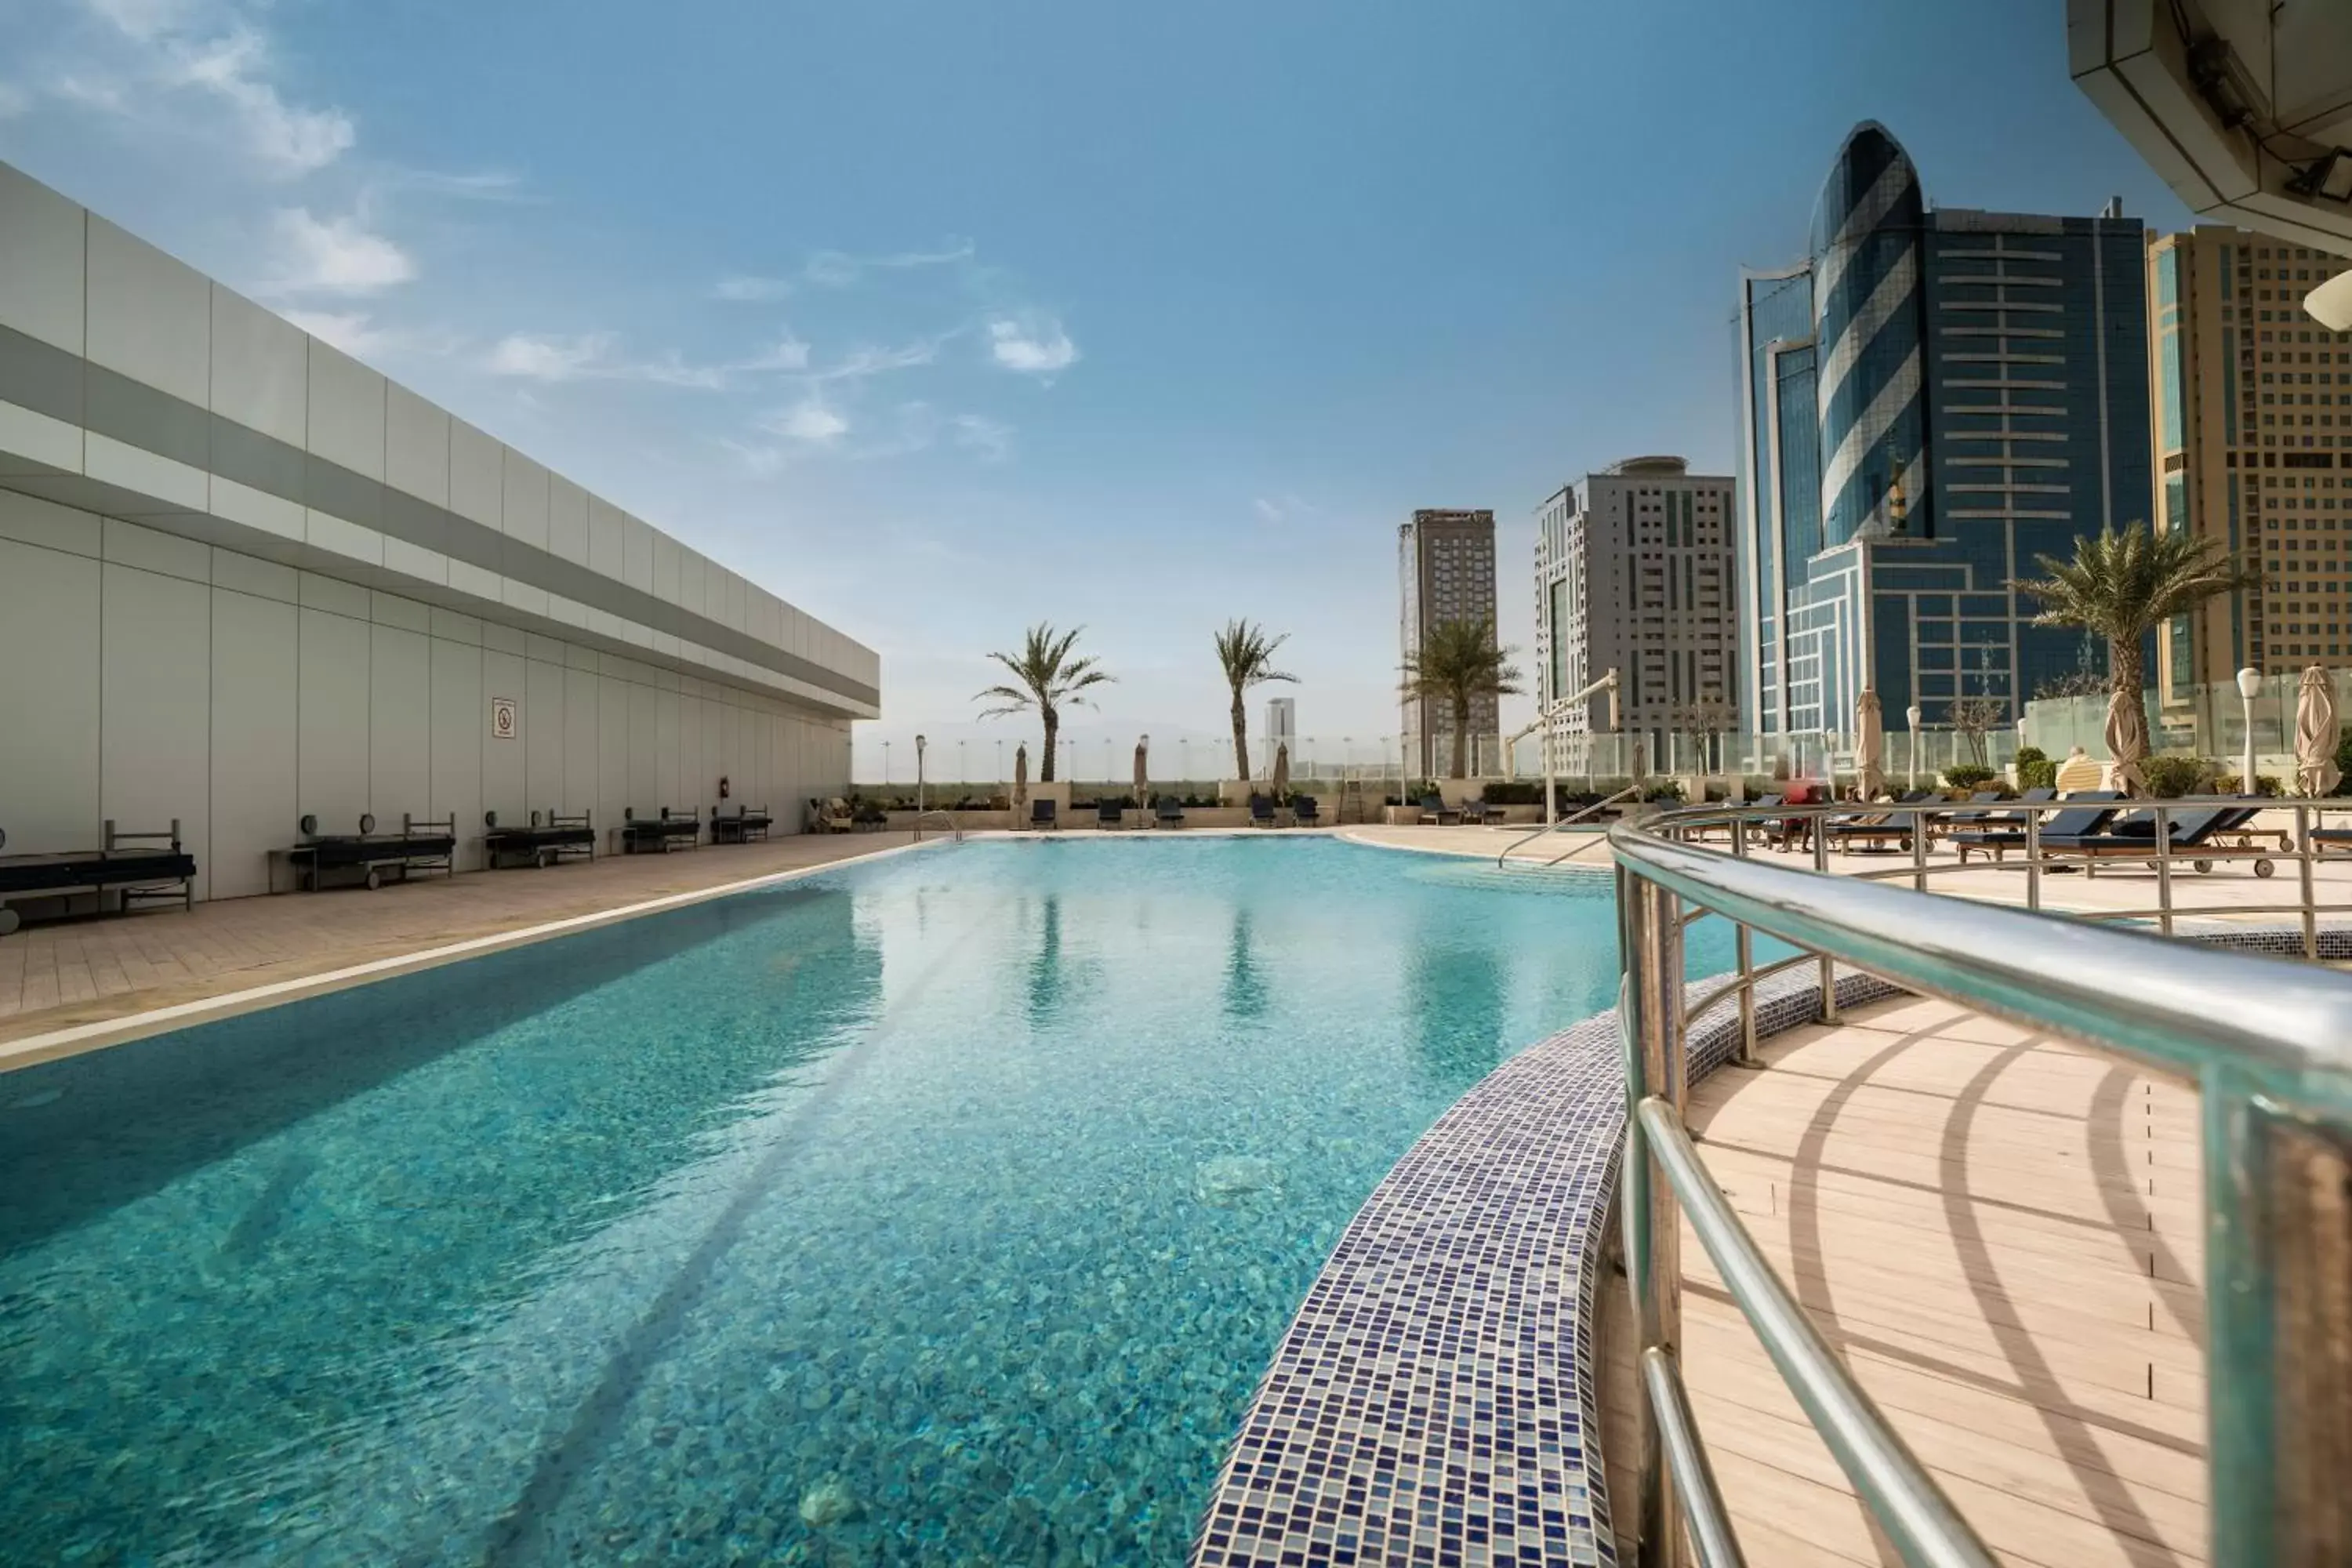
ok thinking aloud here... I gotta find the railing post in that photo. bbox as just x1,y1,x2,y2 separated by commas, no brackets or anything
1621,869,1690,1568
2025,801,2043,913
2204,1071,2352,1565
1909,803,1927,895
2154,802,2174,939
1732,817,1756,1064
1811,810,1838,1022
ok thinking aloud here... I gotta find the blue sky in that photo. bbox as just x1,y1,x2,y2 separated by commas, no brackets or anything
0,1,2194,782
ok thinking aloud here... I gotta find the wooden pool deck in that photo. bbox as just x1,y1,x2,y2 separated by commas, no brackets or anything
1598,991,2206,1567
0,831,923,1060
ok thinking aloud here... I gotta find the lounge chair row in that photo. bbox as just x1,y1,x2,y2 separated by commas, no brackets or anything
1018,795,1324,830
1414,795,1499,826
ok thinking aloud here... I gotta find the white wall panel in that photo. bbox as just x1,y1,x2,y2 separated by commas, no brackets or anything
678,695,702,830
209,589,298,897
597,677,629,826
85,217,209,405
298,607,371,835
501,449,550,553
539,658,578,817
386,383,450,506
0,540,100,855
588,496,624,580
448,419,503,530
0,160,85,354
622,514,654,593
368,623,430,826
657,690,681,814
100,565,211,891
548,476,588,565
209,287,307,447
429,637,484,869
307,340,387,481
627,683,658,812
481,647,528,829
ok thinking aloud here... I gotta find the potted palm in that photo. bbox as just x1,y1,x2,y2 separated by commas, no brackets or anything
975,623,1112,820
1212,619,1297,804
1400,616,1523,790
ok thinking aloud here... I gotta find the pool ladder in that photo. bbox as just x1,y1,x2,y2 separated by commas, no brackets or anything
912,808,961,843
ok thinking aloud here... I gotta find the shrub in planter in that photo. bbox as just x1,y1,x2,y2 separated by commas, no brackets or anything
2140,755,2212,798
1640,779,1686,804
1479,780,1545,805
2013,746,2057,791
1943,764,1998,790
2209,771,2281,797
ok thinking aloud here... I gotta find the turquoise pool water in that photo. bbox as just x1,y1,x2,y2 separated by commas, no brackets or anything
0,838,1751,1565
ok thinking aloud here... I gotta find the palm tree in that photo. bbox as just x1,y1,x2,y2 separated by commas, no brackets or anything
1401,617,1523,779
975,623,1112,782
1212,619,1297,782
2013,522,2252,702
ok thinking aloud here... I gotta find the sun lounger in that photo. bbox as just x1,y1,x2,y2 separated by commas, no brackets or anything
619,806,701,854
1949,793,2120,863
1459,800,1494,826
1291,796,1321,826
0,819,197,927
484,809,595,869
711,805,771,844
1250,794,1279,829
1095,798,1126,829
1154,797,1185,829
1417,793,1457,826
284,813,457,891
1030,800,1058,831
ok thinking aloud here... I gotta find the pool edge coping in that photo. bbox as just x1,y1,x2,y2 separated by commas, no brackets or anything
0,836,952,1075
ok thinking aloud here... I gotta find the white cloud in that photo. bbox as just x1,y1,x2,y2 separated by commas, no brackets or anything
767,397,849,447
989,315,1079,376
717,437,789,477
805,337,944,383
736,332,811,372
485,332,615,382
267,207,416,296
0,82,31,118
281,310,396,357
1254,498,1284,523
713,274,794,303
50,2,358,177
953,415,1013,463
803,240,974,287
1252,494,1315,524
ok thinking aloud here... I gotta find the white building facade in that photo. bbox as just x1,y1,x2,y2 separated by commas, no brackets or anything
0,159,877,904
1534,457,1737,766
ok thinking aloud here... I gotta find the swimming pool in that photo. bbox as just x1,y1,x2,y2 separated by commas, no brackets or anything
0,837,1751,1564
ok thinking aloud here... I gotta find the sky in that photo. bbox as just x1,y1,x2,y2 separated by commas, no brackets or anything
0,1,2197,783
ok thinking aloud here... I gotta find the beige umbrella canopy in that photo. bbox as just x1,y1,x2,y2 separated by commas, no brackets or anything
1134,739,1149,806
1271,742,1290,798
2103,688,2150,797
1853,689,1886,800
1013,743,1029,808
2296,666,2341,797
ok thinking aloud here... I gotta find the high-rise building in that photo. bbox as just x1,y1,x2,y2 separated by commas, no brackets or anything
1737,122,2154,736
1399,508,1499,775
1534,458,1737,765
1265,696,1296,760
2148,227,2352,688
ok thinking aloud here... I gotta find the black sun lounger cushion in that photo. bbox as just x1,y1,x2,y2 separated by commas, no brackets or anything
0,848,198,895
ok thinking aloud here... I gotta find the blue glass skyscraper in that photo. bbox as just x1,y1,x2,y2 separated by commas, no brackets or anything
1737,123,2152,735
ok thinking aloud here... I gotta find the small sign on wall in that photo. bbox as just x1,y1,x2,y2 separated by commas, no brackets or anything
491,697,517,740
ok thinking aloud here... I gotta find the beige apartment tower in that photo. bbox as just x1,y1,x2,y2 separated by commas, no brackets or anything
1534,458,1736,766
1399,508,1499,777
2150,227,2352,695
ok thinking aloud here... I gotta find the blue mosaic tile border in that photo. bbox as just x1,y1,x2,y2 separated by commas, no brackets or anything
1192,922,2341,1567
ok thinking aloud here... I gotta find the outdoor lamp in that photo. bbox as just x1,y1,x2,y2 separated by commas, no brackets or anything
1906,704,1922,788
915,733,927,814
2236,666,2263,795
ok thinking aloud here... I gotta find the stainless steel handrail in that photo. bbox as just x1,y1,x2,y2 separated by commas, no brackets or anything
1610,796,2352,1566
1494,782,1642,869
911,808,962,843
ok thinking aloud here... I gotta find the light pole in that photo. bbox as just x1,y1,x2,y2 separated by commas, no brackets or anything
915,733,927,815
882,739,891,788
1906,704,1922,789
996,739,1005,786
958,739,967,785
2238,666,2263,795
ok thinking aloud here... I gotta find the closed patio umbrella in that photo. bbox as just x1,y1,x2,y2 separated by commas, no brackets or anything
2296,665,2341,797
1013,743,1029,810
1271,742,1290,799
1853,689,1886,801
2103,688,2149,797
1134,739,1149,806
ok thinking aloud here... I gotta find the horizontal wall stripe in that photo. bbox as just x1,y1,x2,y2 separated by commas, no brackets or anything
0,321,876,709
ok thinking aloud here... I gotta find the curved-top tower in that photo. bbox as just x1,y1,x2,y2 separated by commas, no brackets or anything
1810,122,1927,548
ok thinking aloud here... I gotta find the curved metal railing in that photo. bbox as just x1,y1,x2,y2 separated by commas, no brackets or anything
910,808,962,843
1609,797,2352,1567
